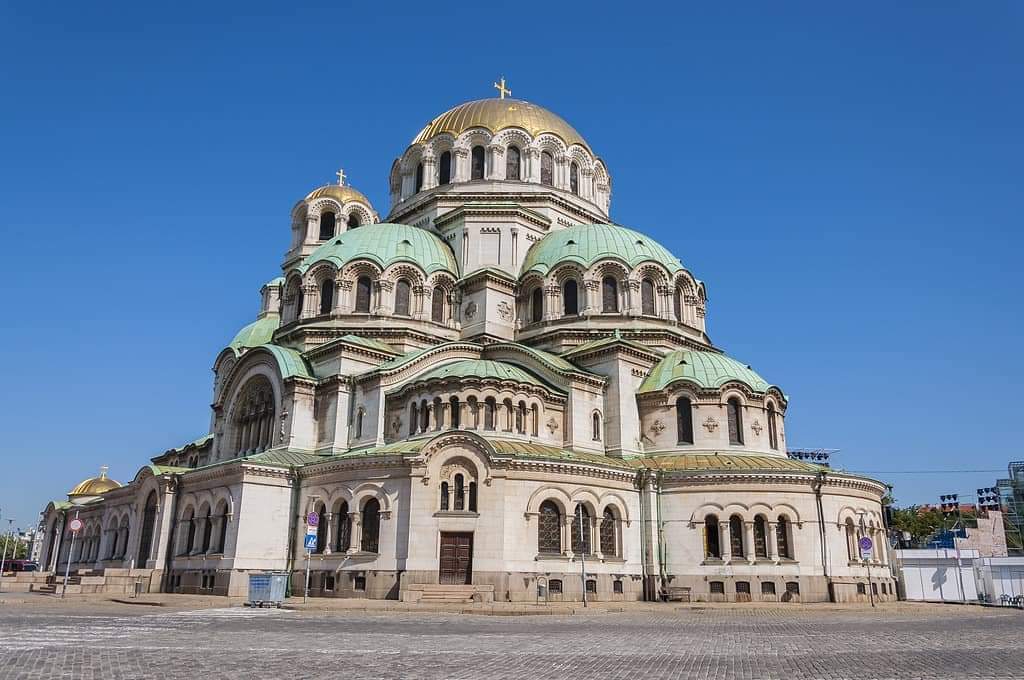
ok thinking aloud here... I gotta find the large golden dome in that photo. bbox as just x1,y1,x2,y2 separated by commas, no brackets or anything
412,98,590,151
68,466,121,499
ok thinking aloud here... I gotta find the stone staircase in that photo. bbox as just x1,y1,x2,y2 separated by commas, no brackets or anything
402,583,495,604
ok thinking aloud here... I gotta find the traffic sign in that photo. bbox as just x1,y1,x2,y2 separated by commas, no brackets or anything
304,534,317,551
68,518,84,533
306,511,319,528
306,524,317,537
859,536,873,559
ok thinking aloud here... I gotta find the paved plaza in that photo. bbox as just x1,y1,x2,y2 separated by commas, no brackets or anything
0,600,1022,679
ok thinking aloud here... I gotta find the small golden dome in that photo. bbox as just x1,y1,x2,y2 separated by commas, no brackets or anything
68,466,121,499
413,98,590,151
304,184,372,206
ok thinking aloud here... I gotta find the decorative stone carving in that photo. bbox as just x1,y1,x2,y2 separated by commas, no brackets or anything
391,416,402,434
751,420,763,436
497,301,512,321
650,420,665,436
702,416,718,433
464,301,477,320
546,417,559,434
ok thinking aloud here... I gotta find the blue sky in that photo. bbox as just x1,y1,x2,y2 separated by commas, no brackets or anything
1,2,1021,531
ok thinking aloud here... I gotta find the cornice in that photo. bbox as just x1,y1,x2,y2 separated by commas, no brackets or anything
434,202,551,230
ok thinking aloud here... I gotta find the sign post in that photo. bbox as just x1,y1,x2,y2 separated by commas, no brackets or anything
62,513,83,600
576,504,587,608
303,511,319,604
859,536,875,607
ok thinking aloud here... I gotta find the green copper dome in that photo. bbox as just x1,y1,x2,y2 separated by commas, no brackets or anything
639,350,774,394
299,223,458,276
521,223,684,277
229,314,280,351
409,359,558,392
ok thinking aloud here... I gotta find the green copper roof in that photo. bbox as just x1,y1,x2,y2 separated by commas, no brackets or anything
628,453,820,473
639,350,774,394
299,223,458,276
411,359,555,390
521,223,684,276
488,342,584,375
255,344,314,380
561,334,656,359
229,314,280,351
337,334,400,355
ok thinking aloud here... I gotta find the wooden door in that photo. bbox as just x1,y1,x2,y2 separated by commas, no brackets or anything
439,532,473,585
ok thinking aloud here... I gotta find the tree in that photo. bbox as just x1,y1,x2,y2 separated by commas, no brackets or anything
0,533,28,561
888,506,946,547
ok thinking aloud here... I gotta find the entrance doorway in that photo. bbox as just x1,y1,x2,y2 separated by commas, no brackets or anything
439,532,473,585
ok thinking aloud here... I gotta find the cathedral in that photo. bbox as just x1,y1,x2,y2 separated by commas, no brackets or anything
38,84,894,603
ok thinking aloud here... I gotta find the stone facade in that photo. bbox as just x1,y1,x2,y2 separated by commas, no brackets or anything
37,93,893,603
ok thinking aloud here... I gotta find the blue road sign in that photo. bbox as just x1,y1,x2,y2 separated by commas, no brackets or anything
304,534,317,551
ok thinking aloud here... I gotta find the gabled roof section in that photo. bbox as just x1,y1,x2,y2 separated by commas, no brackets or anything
561,334,659,361
298,223,458,276
255,344,315,381
407,359,559,392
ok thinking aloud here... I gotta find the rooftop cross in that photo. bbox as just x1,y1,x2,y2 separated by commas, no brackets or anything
493,76,511,100
335,168,346,186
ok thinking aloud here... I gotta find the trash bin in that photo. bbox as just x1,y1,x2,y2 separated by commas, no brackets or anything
247,572,288,608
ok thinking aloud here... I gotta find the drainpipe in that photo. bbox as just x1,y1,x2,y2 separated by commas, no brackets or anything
160,474,183,594
812,470,834,602
284,465,302,597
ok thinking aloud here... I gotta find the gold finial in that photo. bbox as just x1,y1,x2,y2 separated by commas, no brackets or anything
99,465,109,480
493,76,511,100
335,168,346,186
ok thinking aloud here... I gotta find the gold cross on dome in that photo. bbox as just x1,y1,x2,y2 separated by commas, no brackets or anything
493,76,511,99
335,168,346,186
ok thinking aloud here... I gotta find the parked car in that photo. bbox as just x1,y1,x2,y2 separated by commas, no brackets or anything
7,560,39,572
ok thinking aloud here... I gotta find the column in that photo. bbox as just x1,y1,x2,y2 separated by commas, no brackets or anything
441,402,451,429
427,403,436,431
350,512,362,554
720,523,732,562
302,284,318,318
422,156,438,190
486,144,503,180
453,148,469,182
583,279,599,316
324,513,334,555
460,401,470,429
544,284,560,320
526,148,541,182
766,522,778,561
304,215,319,247
562,516,573,557
744,522,756,563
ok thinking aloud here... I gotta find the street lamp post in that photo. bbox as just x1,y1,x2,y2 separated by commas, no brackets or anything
0,518,13,592
61,511,80,600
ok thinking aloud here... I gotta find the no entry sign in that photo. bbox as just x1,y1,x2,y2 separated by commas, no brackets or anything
69,518,84,533
306,511,319,528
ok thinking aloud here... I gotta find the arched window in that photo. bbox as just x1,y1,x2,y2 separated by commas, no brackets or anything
562,279,578,315
767,403,779,450
314,502,328,555
729,515,745,558
414,162,424,192
420,399,429,432
600,508,616,556
530,404,539,436
516,401,526,434
471,145,485,180
432,396,443,432
295,288,304,320
449,396,460,429
319,280,334,314
777,516,792,559
354,408,364,439
454,473,465,511
431,286,445,323
506,146,521,180
530,287,543,323
705,515,721,558
538,501,561,554
137,491,157,565
483,397,496,430
727,397,744,445
318,211,336,240
355,276,372,313
502,398,514,432
469,481,477,512
215,502,228,554
572,505,591,555
347,213,360,229
601,276,618,312
408,402,418,436
183,509,196,555
569,162,579,195
673,287,683,321
361,499,380,553
335,501,351,552
846,519,857,561
540,151,554,186
233,376,274,455
439,151,452,185
753,515,768,559
440,482,449,511
592,411,602,441
676,397,694,444
641,278,656,316
394,278,411,316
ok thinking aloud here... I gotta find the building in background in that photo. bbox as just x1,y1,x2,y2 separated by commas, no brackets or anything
995,461,1024,554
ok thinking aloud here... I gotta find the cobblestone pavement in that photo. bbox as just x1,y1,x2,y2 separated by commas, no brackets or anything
1,602,1022,679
